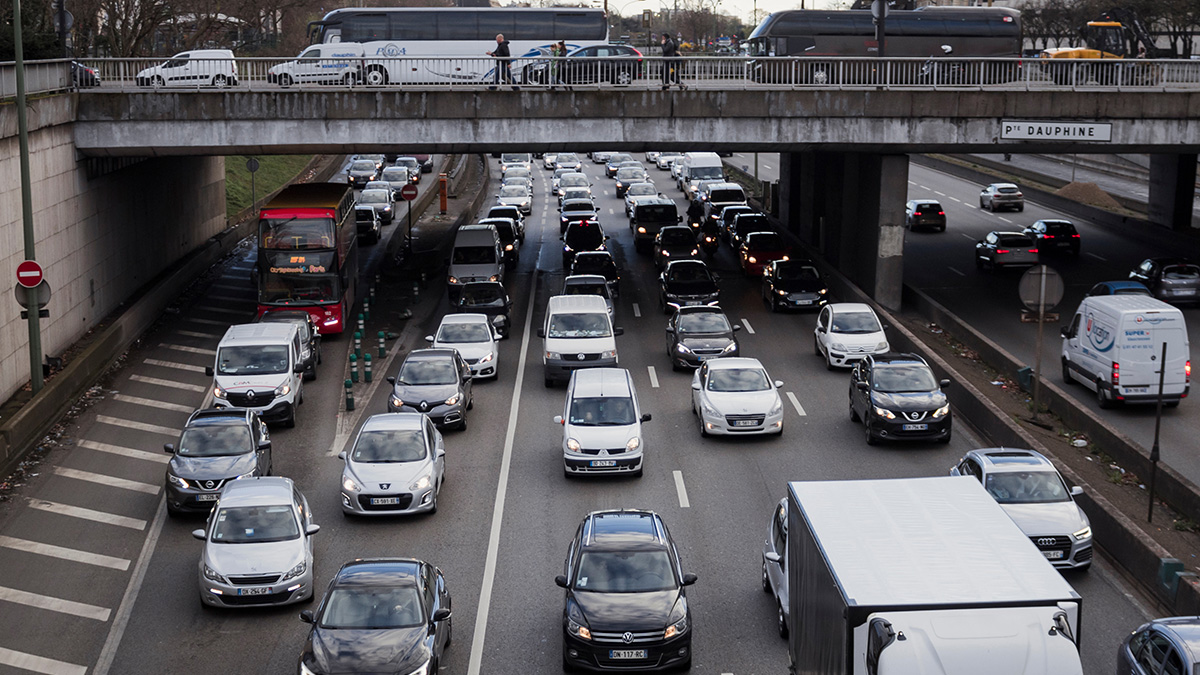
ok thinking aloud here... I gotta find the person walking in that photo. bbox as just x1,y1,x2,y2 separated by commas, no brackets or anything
550,40,568,89
659,34,679,89
487,33,517,90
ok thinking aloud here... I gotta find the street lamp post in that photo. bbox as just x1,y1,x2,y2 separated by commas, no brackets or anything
12,0,45,393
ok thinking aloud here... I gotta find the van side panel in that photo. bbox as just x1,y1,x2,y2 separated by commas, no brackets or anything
788,492,849,675
1118,311,1188,393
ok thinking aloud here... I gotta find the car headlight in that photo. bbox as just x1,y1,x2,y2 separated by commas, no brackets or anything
167,474,189,489
690,249,699,256
489,274,500,282
777,289,788,296
235,470,257,480
274,382,291,397
342,476,361,492
213,384,227,400
781,255,790,261
479,352,494,364
203,564,227,584
566,438,581,452
876,341,890,351
661,250,670,256
626,437,641,451
664,614,689,639
721,342,737,353
546,351,562,360
444,394,461,406
818,288,828,295
505,244,514,251
601,350,617,359
448,276,459,285
390,395,404,408
769,398,783,416
675,343,693,354
1073,526,1092,541
873,405,896,420
637,226,647,233
701,402,717,416
830,342,848,352
932,403,951,418
567,613,591,640
748,256,757,264
281,559,308,581
410,475,432,491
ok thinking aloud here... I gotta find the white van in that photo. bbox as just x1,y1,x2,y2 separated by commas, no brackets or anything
676,152,725,198
554,368,650,478
538,295,623,387
447,224,504,301
207,323,306,427
1060,295,1191,408
267,43,365,87
135,49,238,87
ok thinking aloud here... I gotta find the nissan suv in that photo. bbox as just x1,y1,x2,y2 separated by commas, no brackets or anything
849,353,952,445
164,408,272,517
555,510,696,672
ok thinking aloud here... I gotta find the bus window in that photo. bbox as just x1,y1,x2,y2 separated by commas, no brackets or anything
390,12,435,41
260,218,336,250
511,12,554,41
343,14,389,42
555,12,606,40
476,13,514,40
438,13,479,41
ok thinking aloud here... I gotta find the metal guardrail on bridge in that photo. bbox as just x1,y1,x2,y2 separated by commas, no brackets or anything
0,60,72,100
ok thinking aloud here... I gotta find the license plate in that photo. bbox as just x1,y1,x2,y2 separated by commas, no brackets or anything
1042,550,1064,560
370,497,401,506
792,299,812,305
237,587,273,596
902,423,928,431
733,420,759,427
196,493,219,502
683,301,701,306
609,650,647,660
1124,387,1148,394
697,355,716,361
1175,289,1196,296
590,460,617,467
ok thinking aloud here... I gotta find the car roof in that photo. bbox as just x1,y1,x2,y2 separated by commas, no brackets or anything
637,196,675,206
439,313,490,326
869,352,929,367
828,302,874,314
258,310,313,324
676,305,726,316
1151,618,1200,657
360,412,425,433
704,182,742,191
990,231,1030,237
547,294,609,312
218,476,295,505
665,259,706,269
1096,280,1149,290
705,356,764,370
564,274,608,285
970,448,1055,472
220,322,297,346
582,510,669,550
570,368,633,397
988,182,1019,189
186,407,255,426
333,559,421,587
405,348,458,362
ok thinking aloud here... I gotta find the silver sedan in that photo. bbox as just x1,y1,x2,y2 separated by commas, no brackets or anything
339,413,445,516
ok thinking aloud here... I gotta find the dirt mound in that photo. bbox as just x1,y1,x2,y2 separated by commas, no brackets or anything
1054,181,1123,210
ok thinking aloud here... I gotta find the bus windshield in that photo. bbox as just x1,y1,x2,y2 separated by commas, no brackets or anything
260,273,340,305
260,218,336,250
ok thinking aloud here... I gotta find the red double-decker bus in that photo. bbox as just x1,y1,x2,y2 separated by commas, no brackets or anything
255,183,358,334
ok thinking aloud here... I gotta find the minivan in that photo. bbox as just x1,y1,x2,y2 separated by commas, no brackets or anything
677,151,725,198
538,295,622,387
701,182,748,223
554,368,650,477
207,323,306,427
267,43,364,86
1061,295,1191,408
136,49,238,87
447,225,503,302
630,197,681,252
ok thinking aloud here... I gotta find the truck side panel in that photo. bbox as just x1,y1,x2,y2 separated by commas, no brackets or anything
789,491,849,675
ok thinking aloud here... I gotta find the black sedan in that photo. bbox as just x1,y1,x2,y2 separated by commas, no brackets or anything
456,281,513,338
522,44,644,86
659,260,720,314
849,353,952,445
665,306,740,370
1128,257,1200,304
298,559,452,675
570,251,621,298
1023,219,1080,256
653,226,700,270
761,259,828,312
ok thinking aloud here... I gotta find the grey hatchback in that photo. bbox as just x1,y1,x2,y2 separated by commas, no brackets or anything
387,349,474,431
1119,617,1200,675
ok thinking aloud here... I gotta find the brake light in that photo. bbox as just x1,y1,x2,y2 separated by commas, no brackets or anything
938,211,944,215
1187,360,1192,381
995,249,1010,254
1043,234,1055,239
1029,248,1039,253
1112,362,1120,385
1072,234,1081,238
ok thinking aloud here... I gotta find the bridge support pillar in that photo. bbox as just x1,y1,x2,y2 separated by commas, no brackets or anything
1148,153,1198,230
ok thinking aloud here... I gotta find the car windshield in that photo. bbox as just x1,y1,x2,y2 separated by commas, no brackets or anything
548,313,611,338
507,168,530,178
872,364,938,393
453,246,496,264
1115,287,1151,296
831,311,881,334
720,207,751,222
461,285,505,305
216,345,289,375
708,368,771,392
1164,264,1200,279
569,397,636,426
503,178,530,188
667,264,710,282
350,161,376,172
735,216,770,233
563,189,590,201
574,551,676,592
351,429,427,462
777,264,820,281
396,359,458,385
565,225,604,250
679,313,730,333
746,233,785,250
557,153,579,164
984,471,1070,504
489,207,519,220
381,168,407,181
617,169,644,180
319,586,424,629
609,154,633,164
709,189,744,203
356,209,375,222
502,153,531,163
913,202,940,212
177,426,253,457
628,184,656,196
564,283,608,298
660,229,694,246
1042,221,1075,234
396,158,420,168
210,505,299,543
499,186,526,198
638,205,676,222
561,175,588,187
691,166,724,180
573,256,615,276
438,322,491,343
359,191,389,204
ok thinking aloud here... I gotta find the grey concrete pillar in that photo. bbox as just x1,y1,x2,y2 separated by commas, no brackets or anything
1148,154,1198,230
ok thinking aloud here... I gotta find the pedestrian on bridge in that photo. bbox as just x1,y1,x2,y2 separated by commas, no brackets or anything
660,34,683,89
487,34,517,90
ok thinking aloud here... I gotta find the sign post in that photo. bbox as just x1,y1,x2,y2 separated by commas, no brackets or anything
399,183,419,260
1018,265,1064,424
246,157,260,211
1148,341,1168,523
871,0,888,59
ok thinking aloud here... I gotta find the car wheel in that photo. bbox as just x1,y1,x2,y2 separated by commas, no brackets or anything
825,353,836,371
467,395,474,411
304,361,316,381
849,398,860,422
458,414,468,431
613,69,633,86
212,74,229,87
864,422,877,445
152,75,165,87
1017,205,1024,212
278,73,292,87
1062,359,1074,385
698,412,709,437
285,407,296,428
939,428,952,444
1097,381,1114,409
813,335,821,356
761,559,772,593
166,503,181,519
777,601,789,639
428,487,438,514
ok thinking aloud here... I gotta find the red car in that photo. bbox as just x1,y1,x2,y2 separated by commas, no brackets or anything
739,232,790,276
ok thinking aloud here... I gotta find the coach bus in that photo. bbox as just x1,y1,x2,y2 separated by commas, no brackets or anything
256,183,358,334
746,6,1022,84
307,7,608,85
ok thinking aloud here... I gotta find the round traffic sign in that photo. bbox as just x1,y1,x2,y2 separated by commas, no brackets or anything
1018,265,1064,312
16,260,43,288
246,157,260,173
399,184,419,201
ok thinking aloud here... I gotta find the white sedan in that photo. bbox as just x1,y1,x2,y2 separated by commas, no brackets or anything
691,357,784,436
813,302,889,370
623,182,659,216
496,185,532,215
426,313,500,379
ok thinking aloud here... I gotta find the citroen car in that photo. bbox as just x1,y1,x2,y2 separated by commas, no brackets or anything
814,303,889,369
338,413,445,516
849,353,952,445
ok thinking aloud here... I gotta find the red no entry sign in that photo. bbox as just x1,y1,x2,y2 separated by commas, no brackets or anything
16,260,43,288
399,184,419,201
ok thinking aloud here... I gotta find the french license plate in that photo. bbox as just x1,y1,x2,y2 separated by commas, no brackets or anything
196,493,219,502
1042,550,1064,560
792,299,812,305
733,420,759,427
697,355,715,361
1176,289,1196,296
609,650,647,660
370,497,401,506
683,301,701,306
902,423,928,431
237,587,273,596
1124,387,1148,394
590,460,617,467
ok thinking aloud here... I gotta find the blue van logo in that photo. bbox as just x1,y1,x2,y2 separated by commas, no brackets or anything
1086,312,1114,352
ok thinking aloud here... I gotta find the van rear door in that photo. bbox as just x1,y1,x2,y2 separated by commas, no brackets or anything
1118,312,1188,396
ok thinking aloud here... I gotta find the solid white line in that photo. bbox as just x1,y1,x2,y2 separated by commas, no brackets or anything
918,184,930,190
93,498,168,675
0,585,110,622
741,319,755,334
934,190,946,196
647,366,660,388
27,499,146,530
947,267,967,277
960,233,975,240
0,535,130,571
673,471,690,508
785,392,807,417
143,358,207,373
113,394,194,414
0,647,87,675
632,303,641,318
174,329,219,339
53,467,160,495
162,344,216,356
77,439,169,464
1086,252,1107,262
949,196,962,203
96,414,179,437
128,374,207,393
467,237,541,675
998,216,1013,224
181,317,228,326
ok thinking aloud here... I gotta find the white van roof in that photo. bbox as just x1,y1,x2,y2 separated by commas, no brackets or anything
219,322,298,348
1082,294,1182,315
547,294,609,314
570,367,634,397
455,224,499,244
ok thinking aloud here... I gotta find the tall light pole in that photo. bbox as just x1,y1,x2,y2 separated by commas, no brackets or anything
12,0,45,393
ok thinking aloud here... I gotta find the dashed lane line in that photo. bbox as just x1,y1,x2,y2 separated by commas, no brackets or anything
77,440,169,464
741,319,755,334
785,392,807,417
947,267,967,277
673,471,690,508
27,499,146,530
113,394,195,414
161,344,216,356
96,414,180,437
949,196,962,203
174,330,220,339
142,359,207,374
1086,252,1107,262
647,366,660,388
128,375,207,393
918,184,930,190
998,216,1013,224
934,190,946,196
53,467,160,495
0,647,87,675
0,585,111,622
632,303,642,318
0,535,131,571
960,233,975,240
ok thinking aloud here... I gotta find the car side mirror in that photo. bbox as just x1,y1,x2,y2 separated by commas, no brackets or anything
433,607,452,622
387,376,396,384
1060,327,1071,339
1070,485,1084,497
192,529,207,541
816,326,826,333
555,575,569,588
764,552,781,563
681,573,698,586
614,327,624,336
163,443,175,454
424,335,434,343
939,379,951,388
882,324,891,332
641,413,652,422
941,44,953,55
774,380,784,388
537,328,546,338
665,326,675,333
732,325,742,332
305,524,321,536
205,366,214,376
554,415,565,425
856,381,869,391
293,364,305,374
337,451,346,460
299,610,315,624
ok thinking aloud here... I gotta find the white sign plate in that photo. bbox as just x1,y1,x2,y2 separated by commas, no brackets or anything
1001,121,1112,142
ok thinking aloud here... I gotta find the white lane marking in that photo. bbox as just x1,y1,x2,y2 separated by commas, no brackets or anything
181,317,227,326
960,233,975,240
918,185,930,190
192,305,247,316
162,344,215,356
113,394,194,414
27,499,146,530
673,471,690,508
998,216,1013,224
143,358,207,373
608,207,615,214
763,164,773,170
949,196,962,203
785,392,807,417
128,374,207,393
648,366,660,388
741,319,755,334
0,647,87,675
175,329,218,339
1086,252,1107,262
0,535,130,571
0,585,110,622
96,414,179,437
77,440,169,464
908,180,917,186
947,267,967,277
933,190,946,196
632,303,641,318
93,498,167,675
467,236,541,675
53,467,160,495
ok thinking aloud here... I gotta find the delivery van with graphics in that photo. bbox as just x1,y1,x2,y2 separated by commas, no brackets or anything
1060,295,1190,408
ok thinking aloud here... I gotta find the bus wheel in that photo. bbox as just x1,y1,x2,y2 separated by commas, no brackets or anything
365,67,388,86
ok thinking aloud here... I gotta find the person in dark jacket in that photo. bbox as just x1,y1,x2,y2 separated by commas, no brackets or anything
660,34,682,89
686,197,705,228
487,34,516,89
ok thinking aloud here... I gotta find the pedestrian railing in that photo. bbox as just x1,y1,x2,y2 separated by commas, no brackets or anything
0,59,72,100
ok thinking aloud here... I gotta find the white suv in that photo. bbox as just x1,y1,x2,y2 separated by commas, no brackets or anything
554,368,650,478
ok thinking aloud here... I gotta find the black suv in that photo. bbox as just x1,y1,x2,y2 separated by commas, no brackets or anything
562,220,608,270
849,353,952,445
163,408,272,516
1023,219,1080,256
555,510,696,673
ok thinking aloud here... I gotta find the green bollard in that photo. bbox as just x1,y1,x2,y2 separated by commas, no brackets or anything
364,353,373,383
349,353,359,383
354,331,362,359
357,313,365,333
344,379,355,411
378,331,387,358
363,298,371,322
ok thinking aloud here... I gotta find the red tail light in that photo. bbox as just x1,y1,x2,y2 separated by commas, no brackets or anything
1043,234,1055,239
938,211,944,215
1187,360,1192,381
1112,362,1120,385
1072,234,1081,238
995,249,1010,254
1029,248,1039,253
